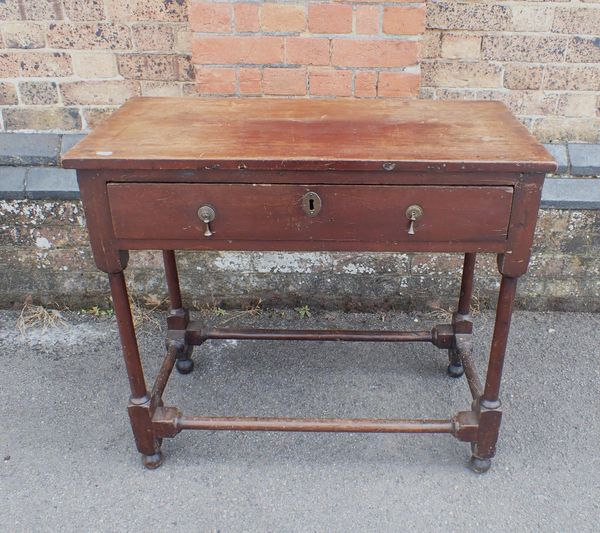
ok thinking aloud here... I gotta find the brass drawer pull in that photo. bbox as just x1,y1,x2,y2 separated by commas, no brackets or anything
197,205,216,237
405,204,423,235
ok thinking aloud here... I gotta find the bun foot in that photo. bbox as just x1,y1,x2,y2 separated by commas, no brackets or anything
469,455,492,474
176,358,194,374
142,451,164,469
447,362,464,378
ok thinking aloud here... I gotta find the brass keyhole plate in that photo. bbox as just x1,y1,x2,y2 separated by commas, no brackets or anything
301,191,322,216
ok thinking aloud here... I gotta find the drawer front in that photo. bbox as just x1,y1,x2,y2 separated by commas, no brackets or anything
107,183,513,243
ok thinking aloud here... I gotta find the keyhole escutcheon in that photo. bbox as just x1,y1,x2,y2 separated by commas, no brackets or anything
301,191,322,216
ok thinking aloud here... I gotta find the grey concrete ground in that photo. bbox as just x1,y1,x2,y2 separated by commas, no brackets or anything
1,308,599,532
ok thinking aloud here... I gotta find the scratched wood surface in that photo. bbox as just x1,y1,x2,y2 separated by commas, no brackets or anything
62,97,556,173
107,183,513,244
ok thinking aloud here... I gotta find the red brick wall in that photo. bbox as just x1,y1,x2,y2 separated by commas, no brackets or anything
190,0,425,98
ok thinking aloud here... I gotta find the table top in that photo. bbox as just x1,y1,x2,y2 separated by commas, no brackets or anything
62,97,556,173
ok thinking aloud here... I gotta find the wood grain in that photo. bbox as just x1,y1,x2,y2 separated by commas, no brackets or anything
63,97,556,173
107,183,513,245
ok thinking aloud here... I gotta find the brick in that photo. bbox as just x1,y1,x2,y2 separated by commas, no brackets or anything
82,107,117,129
0,52,72,77
421,31,441,59
62,0,104,21
569,144,600,177
181,83,199,96
532,118,600,144
354,71,377,98
19,81,60,105
421,60,502,89
3,108,81,131
235,3,260,32
132,23,175,51
553,7,600,35
117,54,181,81
378,72,420,97
383,6,425,36
174,28,191,53
308,4,352,34
557,94,599,118
504,64,544,91
103,0,130,20
331,39,418,68
193,36,284,65
2,22,45,48
0,133,61,165
427,2,511,31
47,23,131,49
262,67,306,96
128,0,187,22
441,34,480,60
22,0,63,20
61,81,141,105
0,1,21,20
477,90,558,117
309,68,352,97
0,167,26,200
434,88,478,102
196,67,237,95
26,168,79,200
356,5,380,35
178,55,195,81
482,35,567,63
189,2,232,32
239,68,262,94
0,83,18,105
566,37,600,63
544,66,600,91
286,37,330,66
140,81,182,97
72,52,118,78
511,5,554,33
261,3,306,33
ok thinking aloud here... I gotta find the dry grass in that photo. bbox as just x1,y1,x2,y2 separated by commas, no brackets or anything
421,291,482,321
17,302,66,335
129,293,166,330
117,273,167,330
218,299,263,325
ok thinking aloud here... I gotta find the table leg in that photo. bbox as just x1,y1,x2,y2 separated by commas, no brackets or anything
109,270,163,468
163,250,193,374
448,253,476,378
470,274,518,473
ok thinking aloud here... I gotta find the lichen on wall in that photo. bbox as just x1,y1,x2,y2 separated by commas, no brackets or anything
1,199,599,312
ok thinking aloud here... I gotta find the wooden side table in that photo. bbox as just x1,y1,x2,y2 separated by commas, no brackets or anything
63,97,556,472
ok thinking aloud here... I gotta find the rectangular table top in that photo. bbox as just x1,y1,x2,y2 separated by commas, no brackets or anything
62,97,556,174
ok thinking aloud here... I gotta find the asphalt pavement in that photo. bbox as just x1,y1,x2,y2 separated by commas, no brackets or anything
1,308,599,532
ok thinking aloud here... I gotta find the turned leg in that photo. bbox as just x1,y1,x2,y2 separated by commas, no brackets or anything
163,250,193,374
109,271,163,469
448,253,476,378
470,275,518,473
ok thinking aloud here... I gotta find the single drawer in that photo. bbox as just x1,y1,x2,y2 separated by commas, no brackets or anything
107,183,513,244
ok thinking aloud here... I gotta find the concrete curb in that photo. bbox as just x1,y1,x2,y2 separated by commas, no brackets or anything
1,135,598,176
1,133,600,208
0,167,600,210
1,170,599,210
